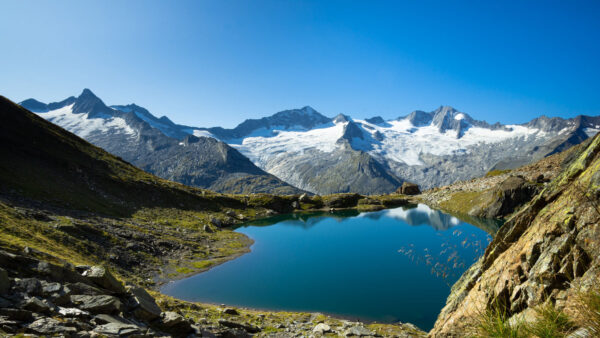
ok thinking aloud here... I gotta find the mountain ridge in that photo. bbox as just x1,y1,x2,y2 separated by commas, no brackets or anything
20,89,600,195
20,89,304,195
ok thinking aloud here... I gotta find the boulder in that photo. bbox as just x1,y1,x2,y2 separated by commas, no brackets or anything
480,176,539,218
313,323,331,334
398,182,421,195
93,322,142,336
344,325,375,336
93,314,133,325
299,193,310,202
27,317,78,335
70,294,122,314
323,193,362,208
128,286,162,321
82,266,125,294
221,307,239,315
13,278,42,295
0,268,9,294
21,296,50,313
159,311,193,334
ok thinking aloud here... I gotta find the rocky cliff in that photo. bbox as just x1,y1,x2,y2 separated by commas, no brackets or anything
430,133,600,336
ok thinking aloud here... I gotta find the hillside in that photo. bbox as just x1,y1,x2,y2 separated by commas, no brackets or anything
429,133,600,336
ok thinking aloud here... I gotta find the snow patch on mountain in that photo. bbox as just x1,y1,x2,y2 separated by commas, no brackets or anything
191,129,216,138
39,104,136,138
230,121,346,167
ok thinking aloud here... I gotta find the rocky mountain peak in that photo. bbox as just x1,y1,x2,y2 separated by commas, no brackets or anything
333,114,351,124
431,106,472,136
405,110,434,126
73,88,113,118
365,116,386,125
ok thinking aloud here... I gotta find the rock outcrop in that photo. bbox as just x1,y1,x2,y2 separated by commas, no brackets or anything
398,182,421,195
430,134,600,336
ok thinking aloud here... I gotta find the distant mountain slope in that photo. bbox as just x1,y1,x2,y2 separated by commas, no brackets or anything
0,95,247,216
20,89,303,195
198,105,600,192
21,89,600,195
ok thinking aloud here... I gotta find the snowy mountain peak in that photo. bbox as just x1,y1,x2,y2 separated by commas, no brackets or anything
333,114,351,124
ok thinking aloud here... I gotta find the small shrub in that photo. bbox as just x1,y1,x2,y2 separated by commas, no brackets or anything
572,284,600,336
472,306,524,338
525,302,574,338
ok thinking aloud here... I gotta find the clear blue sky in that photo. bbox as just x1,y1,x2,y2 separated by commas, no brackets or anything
1,0,599,128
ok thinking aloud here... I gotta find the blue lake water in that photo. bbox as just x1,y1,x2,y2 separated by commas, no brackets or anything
161,204,498,331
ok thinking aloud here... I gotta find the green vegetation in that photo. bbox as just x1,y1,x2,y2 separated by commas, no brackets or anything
486,169,512,177
572,285,600,335
439,191,486,215
525,303,573,338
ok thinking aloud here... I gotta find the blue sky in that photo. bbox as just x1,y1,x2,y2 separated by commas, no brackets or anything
1,0,599,128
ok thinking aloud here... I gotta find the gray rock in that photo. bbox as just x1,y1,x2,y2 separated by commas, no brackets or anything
567,327,592,338
93,313,134,325
22,297,50,313
41,281,62,295
70,294,122,314
398,182,421,195
313,323,331,334
221,307,239,315
159,311,193,334
58,307,90,317
344,325,375,337
299,193,310,202
93,322,142,336
128,286,162,321
82,266,125,294
14,278,42,295
0,268,9,294
27,317,78,335
66,282,103,295
218,319,261,333
291,201,300,209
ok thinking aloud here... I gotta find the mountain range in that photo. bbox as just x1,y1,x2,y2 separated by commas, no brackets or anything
20,89,600,195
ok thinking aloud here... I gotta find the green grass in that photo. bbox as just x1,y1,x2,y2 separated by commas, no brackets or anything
192,260,214,269
572,285,600,336
175,266,194,274
524,303,574,338
486,169,512,177
472,306,525,338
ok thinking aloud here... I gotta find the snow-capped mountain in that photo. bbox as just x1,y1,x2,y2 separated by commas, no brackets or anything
20,89,600,195
191,105,598,193
20,89,303,195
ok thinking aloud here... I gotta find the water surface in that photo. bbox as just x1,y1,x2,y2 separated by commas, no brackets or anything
162,204,497,330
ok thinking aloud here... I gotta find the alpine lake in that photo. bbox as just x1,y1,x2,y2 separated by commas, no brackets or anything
161,204,500,331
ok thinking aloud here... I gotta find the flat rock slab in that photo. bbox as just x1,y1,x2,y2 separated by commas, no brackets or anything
70,294,122,314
